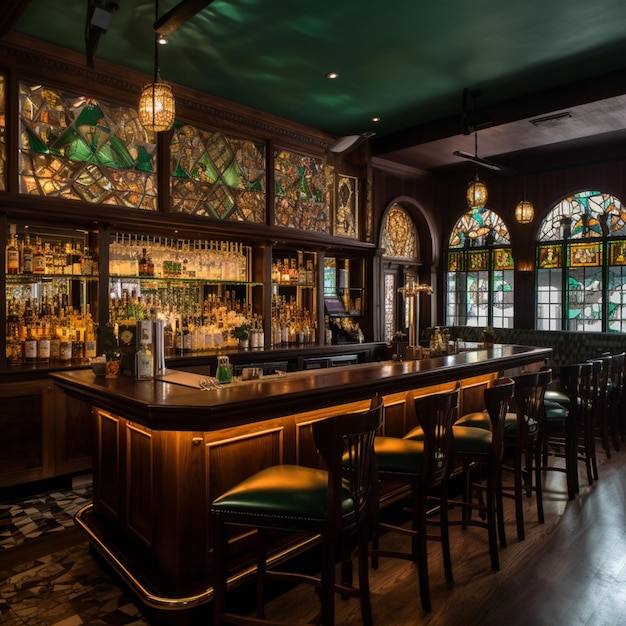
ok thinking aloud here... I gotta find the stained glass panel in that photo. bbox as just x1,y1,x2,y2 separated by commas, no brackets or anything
446,207,512,328
607,265,626,332
170,124,266,222
0,74,5,192
335,174,358,238
383,272,396,342
449,207,510,248
536,191,626,331
19,82,157,209
274,150,329,233
381,204,418,260
538,191,626,241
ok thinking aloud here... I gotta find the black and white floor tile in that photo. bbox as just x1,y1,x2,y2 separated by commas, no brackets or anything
0,482,148,625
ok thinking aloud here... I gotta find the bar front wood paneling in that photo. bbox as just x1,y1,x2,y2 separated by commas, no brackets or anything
51,345,550,625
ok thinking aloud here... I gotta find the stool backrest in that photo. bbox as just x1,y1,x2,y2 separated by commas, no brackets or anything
485,377,515,459
407,383,460,487
313,396,384,528
511,369,551,434
559,362,592,422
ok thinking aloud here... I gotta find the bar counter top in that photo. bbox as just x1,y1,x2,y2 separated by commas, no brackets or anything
51,344,551,431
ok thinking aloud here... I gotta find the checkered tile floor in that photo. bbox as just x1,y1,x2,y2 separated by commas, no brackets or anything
0,482,148,625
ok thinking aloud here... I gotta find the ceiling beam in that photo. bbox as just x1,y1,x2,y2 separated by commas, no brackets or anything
154,0,215,36
0,1,32,38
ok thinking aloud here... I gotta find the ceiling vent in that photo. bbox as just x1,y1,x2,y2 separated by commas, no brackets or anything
529,111,572,128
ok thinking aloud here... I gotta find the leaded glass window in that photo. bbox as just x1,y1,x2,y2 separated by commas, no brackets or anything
274,150,330,233
170,124,266,222
0,74,5,192
446,207,513,328
381,204,418,260
19,82,157,209
381,204,421,341
537,190,626,331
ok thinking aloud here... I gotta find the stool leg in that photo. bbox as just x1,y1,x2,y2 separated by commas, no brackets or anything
357,520,374,626
212,518,228,625
486,463,499,571
496,464,507,548
513,438,525,540
255,529,268,619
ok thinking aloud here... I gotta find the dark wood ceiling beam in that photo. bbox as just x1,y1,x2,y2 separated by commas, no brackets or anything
0,1,32,38
154,0,215,35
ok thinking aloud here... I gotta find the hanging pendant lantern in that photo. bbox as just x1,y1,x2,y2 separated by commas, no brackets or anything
466,176,488,208
138,80,175,132
515,199,535,224
138,0,175,133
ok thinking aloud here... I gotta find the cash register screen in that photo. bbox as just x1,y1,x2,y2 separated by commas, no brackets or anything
324,297,346,316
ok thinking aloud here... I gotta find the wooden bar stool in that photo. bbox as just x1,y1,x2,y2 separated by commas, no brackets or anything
542,363,594,499
451,377,516,569
369,383,460,612
211,396,384,626
588,356,612,459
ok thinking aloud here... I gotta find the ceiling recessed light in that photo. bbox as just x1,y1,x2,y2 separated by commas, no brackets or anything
371,117,381,123
326,72,339,79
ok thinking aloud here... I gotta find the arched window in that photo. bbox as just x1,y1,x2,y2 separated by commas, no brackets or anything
446,207,513,328
381,204,420,341
536,190,626,331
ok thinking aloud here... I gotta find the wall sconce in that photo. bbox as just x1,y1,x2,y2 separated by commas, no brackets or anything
517,259,534,272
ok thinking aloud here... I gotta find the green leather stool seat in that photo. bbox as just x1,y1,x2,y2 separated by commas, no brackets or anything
455,410,490,430
453,425,492,456
544,389,570,406
373,436,424,474
504,411,539,437
211,464,355,526
544,402,568,424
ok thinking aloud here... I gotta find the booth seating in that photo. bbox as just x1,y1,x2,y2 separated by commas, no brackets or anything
424,326,626,369
451,378,515,569
369,384,460,612
211,396,384,626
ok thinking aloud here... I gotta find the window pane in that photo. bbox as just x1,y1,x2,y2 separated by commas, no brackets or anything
537,268,562,330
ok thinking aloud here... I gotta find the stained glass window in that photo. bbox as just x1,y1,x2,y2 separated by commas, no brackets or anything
170,124,266,222
383,272,396,342
537,190,626,331
0,74,5,192
19,82,157,209
274,149,329,233
446,207,513,328
381,204,418,260
335,174,358,238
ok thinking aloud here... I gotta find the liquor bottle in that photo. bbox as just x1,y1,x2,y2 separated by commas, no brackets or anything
136,341,154,380
6,224,19,275
138,248,149,276
33,237,46,275
22,232,33,274
84,315,97,359
81,246,94,276
49,320,61,362
38,322,51,363
23,326,38,364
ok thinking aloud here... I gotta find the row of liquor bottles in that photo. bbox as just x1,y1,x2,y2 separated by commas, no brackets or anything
6,224,97,276
109,233,249,282
6,305,98,366
271,255,316,285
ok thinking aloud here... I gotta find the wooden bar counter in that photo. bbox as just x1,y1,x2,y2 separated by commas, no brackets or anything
51,344,550,624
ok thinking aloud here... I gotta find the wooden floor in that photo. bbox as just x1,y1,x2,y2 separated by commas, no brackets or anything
253,448,626,625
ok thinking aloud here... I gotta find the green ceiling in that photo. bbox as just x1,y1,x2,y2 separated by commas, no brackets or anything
12,0,626,139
